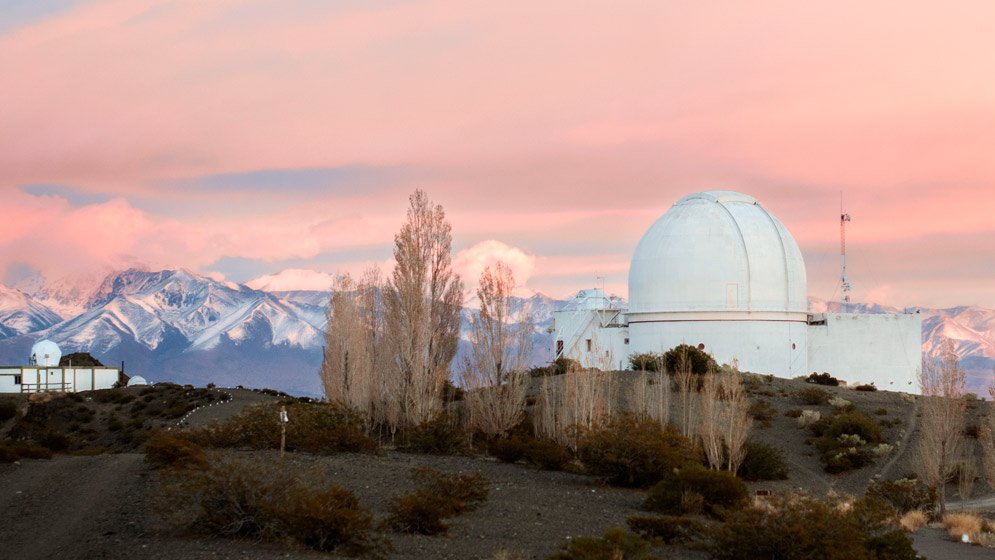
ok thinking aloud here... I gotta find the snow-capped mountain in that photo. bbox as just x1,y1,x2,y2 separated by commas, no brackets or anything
1,270,992,396
0,286,62,336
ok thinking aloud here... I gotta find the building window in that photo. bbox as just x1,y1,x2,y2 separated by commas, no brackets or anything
586,339,592,352
556,340,564,355
624,338,629,345
14,375,21,385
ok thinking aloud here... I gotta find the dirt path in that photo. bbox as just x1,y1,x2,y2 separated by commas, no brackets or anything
172,388,279,429
0,454,145,560
912,527,995,560
872,398,920,485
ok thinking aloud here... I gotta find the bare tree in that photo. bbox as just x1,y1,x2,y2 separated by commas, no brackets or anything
321,275,371,409
384,189,464,428
674,348,700,441
957,454,977,503
626,368,671,428
699,372,723,470
979,374,995,494
719,371,752,473
914,340,967,516
460,262,533,438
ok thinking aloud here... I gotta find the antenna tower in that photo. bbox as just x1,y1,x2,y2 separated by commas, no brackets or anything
840,193,852,305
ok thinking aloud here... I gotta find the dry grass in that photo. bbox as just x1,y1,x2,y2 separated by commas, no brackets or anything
899,510,928,533
942,512,983,542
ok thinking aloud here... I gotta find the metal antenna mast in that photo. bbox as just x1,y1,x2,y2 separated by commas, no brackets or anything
840,192,852,306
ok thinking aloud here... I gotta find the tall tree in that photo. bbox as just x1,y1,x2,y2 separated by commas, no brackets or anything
384,189,463,427
460,262,533,438
914,340,966,516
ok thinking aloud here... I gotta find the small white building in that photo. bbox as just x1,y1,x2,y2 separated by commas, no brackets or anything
0,339,121,394
552,190,923,393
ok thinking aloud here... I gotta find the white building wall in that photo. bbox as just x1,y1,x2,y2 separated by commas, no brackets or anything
93,368,119,390
553,309,631,370
807,313,922,394
0,372,20,393
628,318,809,377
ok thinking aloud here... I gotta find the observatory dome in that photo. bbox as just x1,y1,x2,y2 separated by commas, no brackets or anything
30,339,62,367
628,191,807,316
127,376,148,387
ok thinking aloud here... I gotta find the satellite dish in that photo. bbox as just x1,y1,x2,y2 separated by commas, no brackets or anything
30,339,62,367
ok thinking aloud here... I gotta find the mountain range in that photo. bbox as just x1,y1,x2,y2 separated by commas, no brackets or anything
0,268,992,396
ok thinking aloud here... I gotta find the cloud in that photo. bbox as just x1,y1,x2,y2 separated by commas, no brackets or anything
453,240,536,295
246,268,337,292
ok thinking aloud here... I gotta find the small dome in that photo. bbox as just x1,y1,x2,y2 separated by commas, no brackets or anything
30,339,62,367
127,376,148,386
628,190,807,315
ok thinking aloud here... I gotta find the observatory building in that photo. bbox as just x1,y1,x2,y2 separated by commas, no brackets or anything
552,191,922,393
0,339,122,394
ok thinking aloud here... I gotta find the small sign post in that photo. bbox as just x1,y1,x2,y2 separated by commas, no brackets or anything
279,406,289,458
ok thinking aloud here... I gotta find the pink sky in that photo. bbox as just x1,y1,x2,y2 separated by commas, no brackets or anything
1,1,994,308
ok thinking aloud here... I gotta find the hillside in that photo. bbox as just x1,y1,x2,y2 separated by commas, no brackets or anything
1,375,991,559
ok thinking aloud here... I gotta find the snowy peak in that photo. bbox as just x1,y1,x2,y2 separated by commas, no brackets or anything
0,285,61,335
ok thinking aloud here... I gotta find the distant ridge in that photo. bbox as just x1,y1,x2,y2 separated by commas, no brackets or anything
0,270,991,396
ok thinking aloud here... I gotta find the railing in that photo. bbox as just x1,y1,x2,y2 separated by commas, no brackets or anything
20,381,71,394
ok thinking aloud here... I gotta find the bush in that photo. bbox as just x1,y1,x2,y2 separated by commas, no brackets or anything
157,454,381,555
806,372,840,386
866,478,935,514
626,515,706,544
644,465,748,517
900,510,928,532
526,437,573,470
795,387,831,405
490,436,529,463
546,527,659,560
663,344,717,376
398,413,467,455
738,440,789,481
0,440,53,463
709,496,920,560
629,353,664,372
785,408,803,418
748,400,777,428
530,357,580,377
812,410,883,444
943,512,983,542
144,431,208,470
577,415,695,487
383,467,488,535
964,423,981,439
854,383,877,392
0,400,17,421
185,402,377,455
797,410,821,427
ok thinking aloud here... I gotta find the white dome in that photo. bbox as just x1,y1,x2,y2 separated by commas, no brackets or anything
127,376,148,387
30,339,62,367
628,190,807,316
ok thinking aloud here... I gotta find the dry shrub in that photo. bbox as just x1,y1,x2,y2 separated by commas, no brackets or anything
397,412,468,455
865,477,935,513
577,414,695,487
900,510,928,532
644,464,748,517
626,515,707,544
798,410,821,428
144,431,209,470
0,440,53,463
738,440,789,481
943,512,983,542
710,496,920,560
795,387,831,405
383,467,488,535
185,401,376,455
546,527,658,560
156,454,381,555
